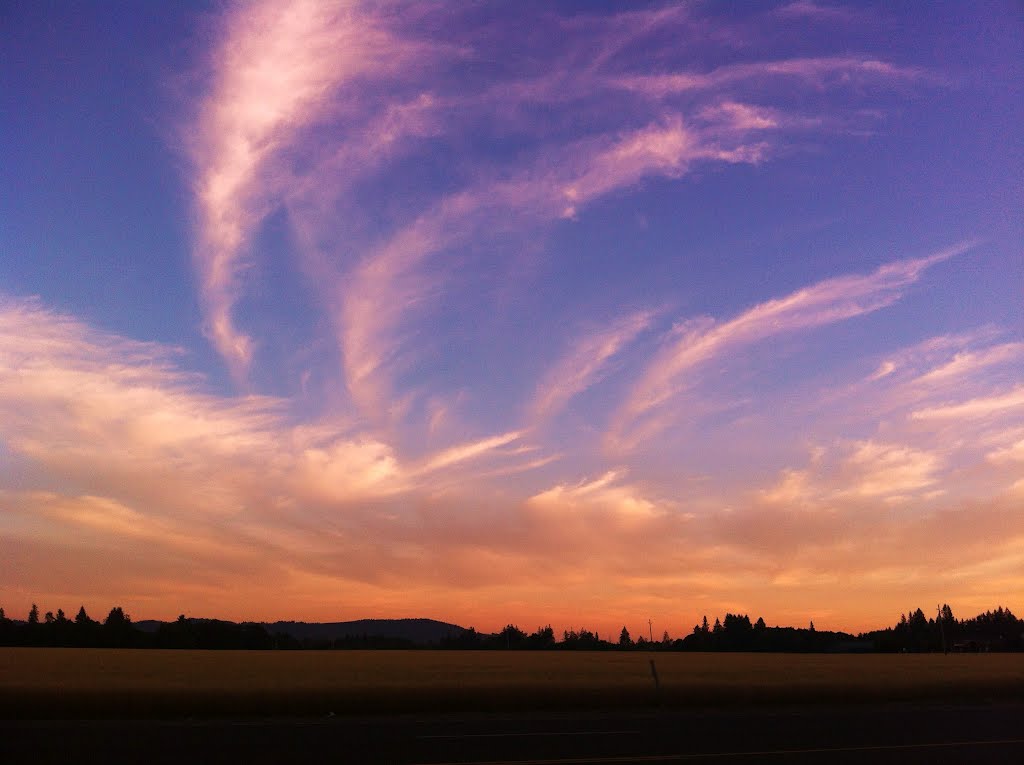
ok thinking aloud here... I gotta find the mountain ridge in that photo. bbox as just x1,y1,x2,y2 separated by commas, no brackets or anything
133,617,468,645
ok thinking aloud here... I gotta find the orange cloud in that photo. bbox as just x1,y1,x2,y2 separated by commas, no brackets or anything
5,247,1023,637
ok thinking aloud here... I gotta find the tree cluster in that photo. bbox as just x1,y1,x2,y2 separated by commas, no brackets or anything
0,606,287,650
862,605,1023,653
438,624,557,650
0,605,144,648
2,602,1020,652
673,613,860,652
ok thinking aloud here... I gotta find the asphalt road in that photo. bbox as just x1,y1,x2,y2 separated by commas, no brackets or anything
4,702,1024,764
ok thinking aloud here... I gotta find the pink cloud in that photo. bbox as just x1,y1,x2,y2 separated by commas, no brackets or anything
774,1,856,22
14,4,1016,633
331,116,770,419
838,441,943,500
817,327,1020,423
911,387,1024,421
869,360,898,380
181,1,934,424
188,0,423,381
987,437,1024,464
560,119,697,216
530,311,654,420
528,470,660,521
606,245,968,450
611,56,923,98
913,342,1024,386
698,101,780,131
415,430,523,475
3,291,1023,633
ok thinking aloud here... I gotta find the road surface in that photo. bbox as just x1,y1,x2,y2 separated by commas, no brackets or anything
4,701,1023,764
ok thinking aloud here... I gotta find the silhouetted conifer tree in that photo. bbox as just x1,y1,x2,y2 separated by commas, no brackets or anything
497,624,527,648
724,614,752,633
102,606,138,647
527,625,555,649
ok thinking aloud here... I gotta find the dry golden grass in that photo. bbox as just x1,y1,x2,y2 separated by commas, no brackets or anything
2,648,1022,718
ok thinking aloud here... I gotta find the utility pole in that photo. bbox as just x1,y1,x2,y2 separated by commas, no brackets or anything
648,618,654,644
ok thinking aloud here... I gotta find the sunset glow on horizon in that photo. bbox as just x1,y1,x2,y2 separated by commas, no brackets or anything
2,1,1022,638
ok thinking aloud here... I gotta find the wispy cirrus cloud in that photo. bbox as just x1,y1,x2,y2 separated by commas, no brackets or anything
558,117,770,219
774,1,856,22
415,430,523,475
15,0,1023,633
328,118,769,421
911,387,1024,422
610,56,924,98
188,0,424,381
526,471,668,539
821,328,1023,419
183,0,936,425
914,343,1024,386
0,297,541,588
988,438,1024,464
839,441,943,500
0,297,283,470
606,244,969,450
335,102,780,415
698,101,780,131
531,310,654,421
3,287,1023,632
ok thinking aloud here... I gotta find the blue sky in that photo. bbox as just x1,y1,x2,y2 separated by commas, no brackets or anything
1,1,1022,633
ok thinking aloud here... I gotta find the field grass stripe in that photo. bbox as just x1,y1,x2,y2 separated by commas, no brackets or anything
418,730,639,739
414,737,1024,765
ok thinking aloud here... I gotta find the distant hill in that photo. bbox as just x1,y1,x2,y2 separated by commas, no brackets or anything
265,618,466,644
134,617,467,645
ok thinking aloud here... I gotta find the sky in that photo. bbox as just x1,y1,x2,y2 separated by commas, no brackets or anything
1,0,1022,637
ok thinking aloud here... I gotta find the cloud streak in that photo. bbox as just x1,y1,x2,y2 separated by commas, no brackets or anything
183,0,937,418
189,0,417,381
416,430,523,475
911,387,1024,421
607,244,969,449
610,56,924,99
9,1,1023,634
531,311,654,421
2,285,1023,632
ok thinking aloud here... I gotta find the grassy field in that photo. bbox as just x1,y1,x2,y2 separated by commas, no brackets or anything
2,648,1022,718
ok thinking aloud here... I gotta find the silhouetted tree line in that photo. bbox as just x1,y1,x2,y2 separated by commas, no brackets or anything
672,613,865,652
861,604,1024,653
0,605,147,649
0,606,281,650
1,602,1021,652
438,625,557,650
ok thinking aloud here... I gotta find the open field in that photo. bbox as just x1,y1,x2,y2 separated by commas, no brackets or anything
2,648,1022,718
